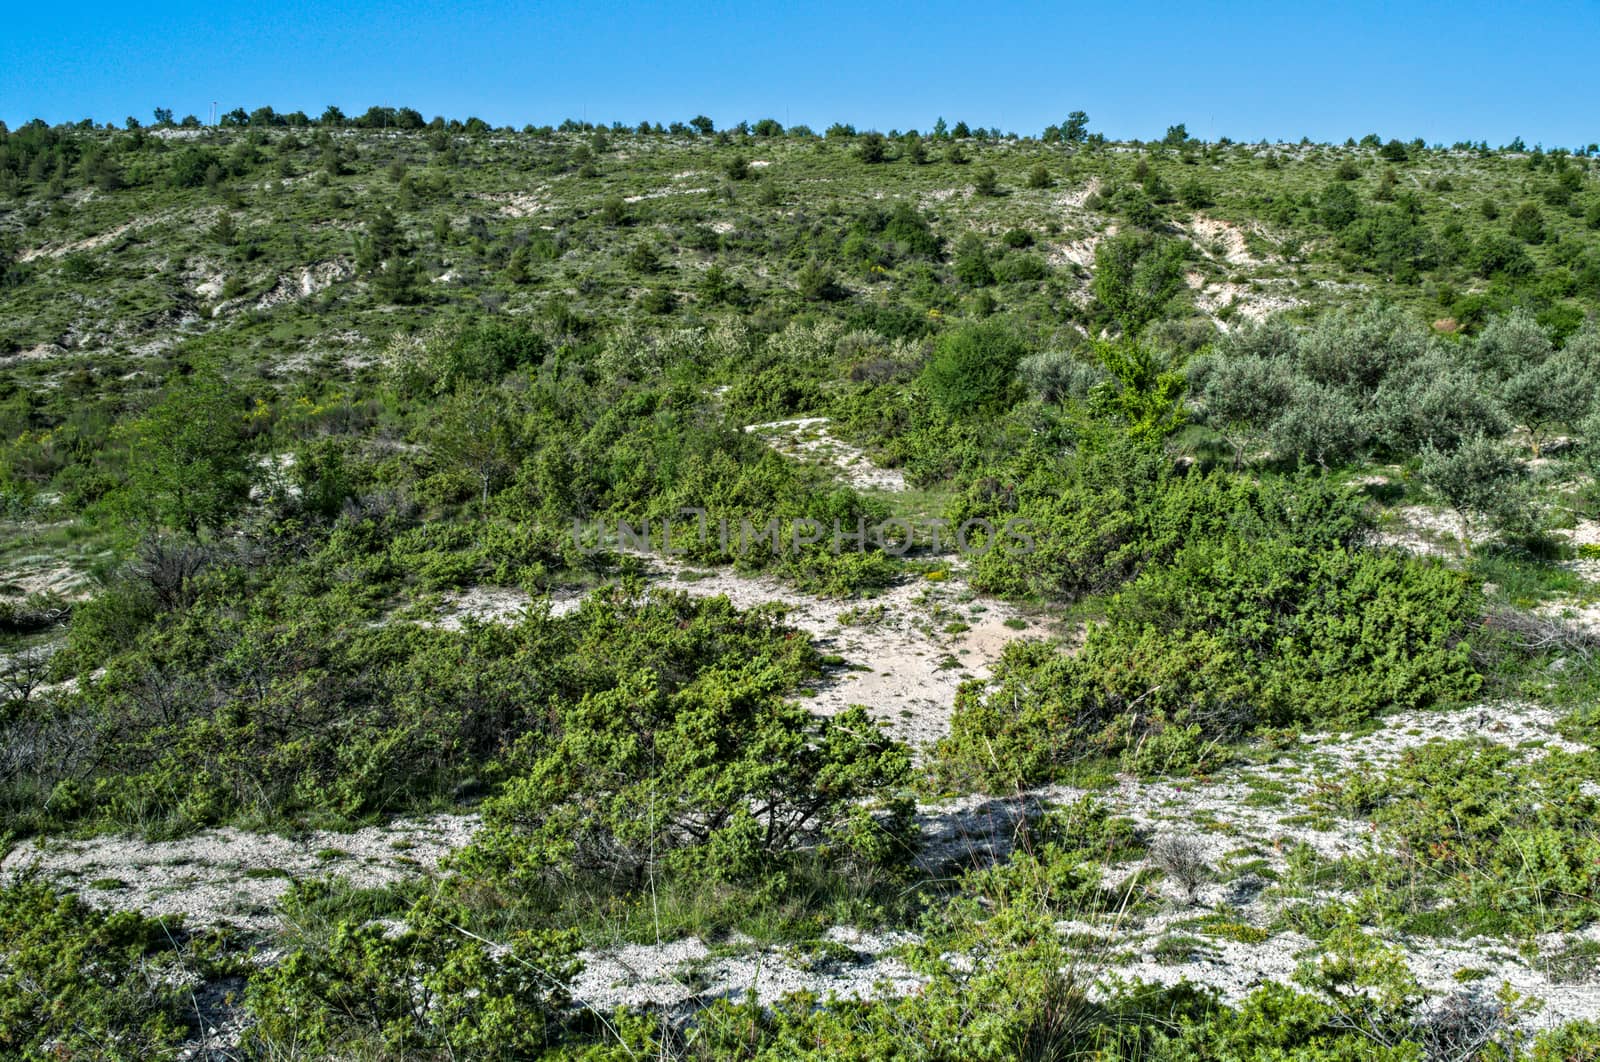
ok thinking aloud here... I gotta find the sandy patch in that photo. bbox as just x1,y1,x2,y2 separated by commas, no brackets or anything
627,554,1047,748
1192,279,1302,327
1183,215,1268,266
2,815,476,933
1053,178,1103,211
744,416,907,493
1374,505,1480,558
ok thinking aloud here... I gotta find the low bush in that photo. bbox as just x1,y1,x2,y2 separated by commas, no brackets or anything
245,890,581,1059
0,876,227,1058
937,538,1479,789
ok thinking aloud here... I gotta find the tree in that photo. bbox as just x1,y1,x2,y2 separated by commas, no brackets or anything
1471,307,1552,381
1269,379,1371,469
1194,353,1296,466
952,233,994,286
357,205,420,303
797,259,845,302
1471,232,1533,278
1373,354,1509,454
1500,343,1595,455
1163,123,1189,146
1508,202,1546,243
1088,340,1187,443
461,640,912,891
1091,232,1185,334
699,264,745,306
1317,182,1362,230
857,132,888,163
372,257,423,304
1178,178,1213,209
433,389,518,507
1419,433,1540,544
972,167,1001,196
920,320,1027,414
151,108,173,126
118,366,253,539
1063,111,1090,143
689,114,714,136
1295,301,1429,396
1026,163,1052,189
752,117,783,137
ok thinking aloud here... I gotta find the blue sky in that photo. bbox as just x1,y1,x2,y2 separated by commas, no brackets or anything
4,1,1596,146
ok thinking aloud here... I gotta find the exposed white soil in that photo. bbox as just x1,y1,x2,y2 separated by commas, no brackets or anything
1375,504,1482,558
910,698,1600,1031
10,410,1600,1041
631,553,1048,748
1183,215,1272,267
0,342,72,368
743,416,907,492
1053,178,1104,211
1048,234,1104,269
18,221,142,263
429,584,540,629
622,186,709,204
2,815,476,933
475,190,546,218
0,560,94,599
572,927,923,1014
16,207,206,263
251,258,353,310
9,695,1598,1030
1190,276,1303,326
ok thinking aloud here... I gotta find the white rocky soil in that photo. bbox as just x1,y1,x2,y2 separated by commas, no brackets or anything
6,421,1600,1045
742,416,908,493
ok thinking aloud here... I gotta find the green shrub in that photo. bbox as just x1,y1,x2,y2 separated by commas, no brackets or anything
938,537,1478,789
1091,231,1186,334
245,892,581,1059
920,320,1027,415
0,877,219,1058
455,652,914,896
1359,740,1600,927
955,428,1370,601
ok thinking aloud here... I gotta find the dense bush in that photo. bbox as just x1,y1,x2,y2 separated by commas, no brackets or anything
0,876,223,1058
10,122,1600,1058
456,591,914,896
245,888,581,1059
45,577,835,835
953,427,1371,602
938,535,1479,789
1194,305,1600,476
1091,231,1186,333
1358,740,1600,928
919,319,1028,414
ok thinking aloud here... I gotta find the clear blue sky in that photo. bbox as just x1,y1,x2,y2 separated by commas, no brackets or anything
4,1,1596,146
